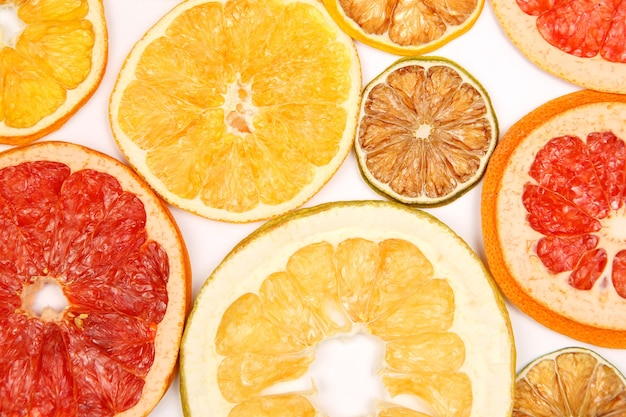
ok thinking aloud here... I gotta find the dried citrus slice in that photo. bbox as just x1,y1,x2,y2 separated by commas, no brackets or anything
491,0,626,93
514,347,626,416
109,0,361,223
180,200,515,417
482,89,626,348
0,141,191,416
354,56,498,207
322,0,484,55
0,0,108,146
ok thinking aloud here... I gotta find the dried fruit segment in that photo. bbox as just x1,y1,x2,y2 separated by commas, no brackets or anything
355,56,498,207
0,142,190,417
482,89,626,347
110,0,361,222
0,0,107,145
514,348,626,416
181,201,514,417
323,0,484,55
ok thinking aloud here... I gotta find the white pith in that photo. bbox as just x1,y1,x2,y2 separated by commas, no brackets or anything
0,4,24,48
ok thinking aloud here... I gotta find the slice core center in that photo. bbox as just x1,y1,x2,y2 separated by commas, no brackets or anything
0,4,25,48
21,276,68,321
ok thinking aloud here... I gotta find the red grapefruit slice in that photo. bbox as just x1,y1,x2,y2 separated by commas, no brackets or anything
0,141,191,416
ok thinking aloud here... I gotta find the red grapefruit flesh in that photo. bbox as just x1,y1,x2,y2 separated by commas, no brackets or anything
0,141,190,416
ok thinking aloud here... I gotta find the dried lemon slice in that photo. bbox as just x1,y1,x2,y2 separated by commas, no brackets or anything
355,56,498,207
180,200,515,417
515,347,626,416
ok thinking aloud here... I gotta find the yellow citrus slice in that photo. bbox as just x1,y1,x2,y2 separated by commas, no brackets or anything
354,56,498,207
482,89,626,348
491,0,626,93
322,0,485,55
109,0,361,223
0,0,108,146
514,347,626,416
180,200,515,417
0,141,190,416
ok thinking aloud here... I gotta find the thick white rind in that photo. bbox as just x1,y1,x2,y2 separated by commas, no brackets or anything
180,200,514,417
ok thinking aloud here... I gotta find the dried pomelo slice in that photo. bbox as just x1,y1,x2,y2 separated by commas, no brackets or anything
322,0,484,55
354,56,498,207
482,89,626,347
180,200,515,417
514,347,626,416
491,0,626,93
0,0,108,146
109,0,361,223
0,141,191,416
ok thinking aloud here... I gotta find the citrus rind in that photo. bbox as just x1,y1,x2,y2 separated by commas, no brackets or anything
355,56,498,207
0,0,108,146
180,200,515,417
482,89,626,348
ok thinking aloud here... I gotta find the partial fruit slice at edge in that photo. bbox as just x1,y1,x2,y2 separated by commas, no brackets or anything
322,0,485,56
490,0,626,93
0,141,191,416
482,89,626,348
514,347,626,416
0,0,108,146
109,0,361,223
355,56,498,207
180,200,515,417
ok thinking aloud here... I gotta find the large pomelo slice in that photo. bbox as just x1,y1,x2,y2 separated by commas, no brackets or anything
482,89,626,347
0,141,191,416
180,200,515,417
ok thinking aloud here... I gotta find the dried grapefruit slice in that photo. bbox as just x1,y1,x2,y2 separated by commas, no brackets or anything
482,89,626,347
321,0,485,55
354,57,498,207
491,0,626,93
0,0,108,146
0,141,191,416
180,201,515,417
514,347,626,416
109,0,361,223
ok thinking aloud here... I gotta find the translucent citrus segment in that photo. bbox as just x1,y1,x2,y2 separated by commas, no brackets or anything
514,348,626,416
355,56,498,207
0,141,190,417
180,201,515,417
109,0,361,223
0,0,107,145
322,0,484,55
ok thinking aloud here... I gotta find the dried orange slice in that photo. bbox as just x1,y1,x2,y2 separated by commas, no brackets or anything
0,141,190,416
0,0,108,146
491,0,626,93
482,89,626,348
321,0,485,55
355,56,498,207
180,201,515,417
109,0,361,223
514,347,626,416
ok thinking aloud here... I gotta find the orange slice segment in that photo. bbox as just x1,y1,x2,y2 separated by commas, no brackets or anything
109,0,361,223
180,201,515,417
0,0,107,145
482,89,626,347
322,0,485,55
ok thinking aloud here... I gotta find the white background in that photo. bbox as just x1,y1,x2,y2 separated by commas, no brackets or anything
7,0,625,414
